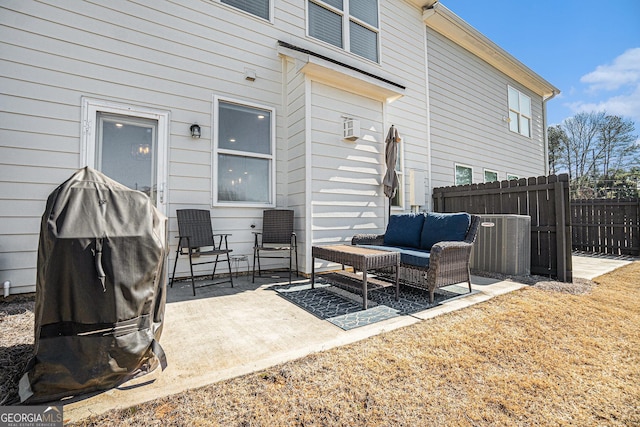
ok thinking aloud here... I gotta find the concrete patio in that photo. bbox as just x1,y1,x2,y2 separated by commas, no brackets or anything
62,253,636,423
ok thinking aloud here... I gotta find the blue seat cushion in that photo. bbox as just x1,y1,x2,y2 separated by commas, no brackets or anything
356,245,431,269
420,212,471,251
383,213,425,248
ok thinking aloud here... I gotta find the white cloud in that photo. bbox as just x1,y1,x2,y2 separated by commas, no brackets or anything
567,85,640,123
566,48,640,125
580,48,640,91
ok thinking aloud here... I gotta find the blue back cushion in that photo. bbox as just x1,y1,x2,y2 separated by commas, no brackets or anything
420,212,471,250
383,213,425,248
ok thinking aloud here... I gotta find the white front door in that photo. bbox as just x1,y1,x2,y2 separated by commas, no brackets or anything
81,98,169,214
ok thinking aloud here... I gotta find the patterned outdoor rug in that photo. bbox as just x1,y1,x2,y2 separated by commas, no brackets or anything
273,279,477,330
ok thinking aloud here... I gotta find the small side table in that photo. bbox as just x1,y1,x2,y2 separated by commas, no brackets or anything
311,245,399,310
229,254,250,277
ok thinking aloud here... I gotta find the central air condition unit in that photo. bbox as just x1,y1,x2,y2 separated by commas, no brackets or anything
470,214,531,276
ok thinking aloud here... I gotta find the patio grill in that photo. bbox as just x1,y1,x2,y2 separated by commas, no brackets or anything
19,167,168,403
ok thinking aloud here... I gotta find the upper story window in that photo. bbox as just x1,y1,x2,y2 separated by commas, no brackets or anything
221,0,270,20
213,97,275,206
508,86,531,137
308,0,380,62
455,164,473,186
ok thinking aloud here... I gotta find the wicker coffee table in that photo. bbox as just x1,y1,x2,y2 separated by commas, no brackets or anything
311,245,400,310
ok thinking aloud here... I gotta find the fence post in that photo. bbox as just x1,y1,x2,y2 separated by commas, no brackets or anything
554,179,572,281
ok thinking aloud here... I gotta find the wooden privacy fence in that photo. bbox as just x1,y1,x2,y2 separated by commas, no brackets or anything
571,198,640,256
433,174,572,281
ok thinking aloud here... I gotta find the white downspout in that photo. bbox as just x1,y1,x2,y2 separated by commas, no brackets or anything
423,21,433,212
542,90,560,175
3,281,10,298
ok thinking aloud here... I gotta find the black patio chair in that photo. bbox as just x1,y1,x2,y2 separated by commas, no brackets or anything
252,209,298,284
170,209,233,296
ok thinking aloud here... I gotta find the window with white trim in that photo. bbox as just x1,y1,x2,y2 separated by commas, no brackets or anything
484,169,498,183
220,0,270,20
213,97,275,206
455,164,473,186
508,86,531,137
308,0,380,62
507,173,519,181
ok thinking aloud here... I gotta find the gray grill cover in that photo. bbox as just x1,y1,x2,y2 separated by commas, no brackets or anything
19,167,168,403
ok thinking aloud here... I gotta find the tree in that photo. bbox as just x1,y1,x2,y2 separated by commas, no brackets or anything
547,124,567,175
548,111,638,198
598,115,638,178
561,111,605,184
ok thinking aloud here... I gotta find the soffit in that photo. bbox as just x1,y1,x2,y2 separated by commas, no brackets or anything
277,43,405,102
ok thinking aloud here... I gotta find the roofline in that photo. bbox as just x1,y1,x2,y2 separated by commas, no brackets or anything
277,41,406,90
422,2,560,99
277,41,405,101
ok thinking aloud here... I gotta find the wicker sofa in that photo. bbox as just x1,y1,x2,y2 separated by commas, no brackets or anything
351,212,480,303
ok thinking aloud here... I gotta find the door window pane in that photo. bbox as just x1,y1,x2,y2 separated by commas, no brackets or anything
97,113,157,202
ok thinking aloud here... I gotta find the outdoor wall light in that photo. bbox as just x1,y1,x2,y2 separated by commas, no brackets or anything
190,124,201,139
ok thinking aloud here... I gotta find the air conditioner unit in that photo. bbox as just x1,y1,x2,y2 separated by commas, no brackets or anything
343,119,360,140
470,214,531,276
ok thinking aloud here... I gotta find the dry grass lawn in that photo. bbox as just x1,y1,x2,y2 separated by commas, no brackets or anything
67,261,640,426
2,262,638,426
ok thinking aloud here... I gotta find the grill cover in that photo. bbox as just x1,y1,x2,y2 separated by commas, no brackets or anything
19,167,168,403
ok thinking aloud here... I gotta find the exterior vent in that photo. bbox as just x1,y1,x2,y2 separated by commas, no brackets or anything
470,214,531,275
343,119,360,140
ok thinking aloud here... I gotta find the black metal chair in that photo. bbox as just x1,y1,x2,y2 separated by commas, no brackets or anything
252,209,298,284
170,209,233,296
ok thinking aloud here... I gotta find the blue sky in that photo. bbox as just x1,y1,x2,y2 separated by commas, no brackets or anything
443,0,640,127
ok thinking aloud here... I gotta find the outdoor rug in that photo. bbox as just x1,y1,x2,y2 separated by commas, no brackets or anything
272,279,477,330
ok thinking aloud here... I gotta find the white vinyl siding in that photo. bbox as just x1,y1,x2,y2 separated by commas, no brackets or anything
309,82,383,246
1,0,547,291
427,28,545,189
0,0,290,290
